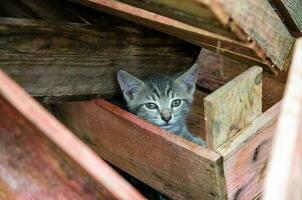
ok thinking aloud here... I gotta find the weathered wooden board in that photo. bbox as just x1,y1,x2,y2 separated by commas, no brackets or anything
68,0,266,67
55,99,227,200
219,102,281,200
196,49,286,111
264,39,302,200
0,17,197,103
0,70,144,200
204,66,262,150
73,0,295,70
187,89,208,139
216,0,295,70
271,0,302,34
118,0,237,39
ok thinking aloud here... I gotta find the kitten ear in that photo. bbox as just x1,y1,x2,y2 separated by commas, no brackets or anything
175,63,199,95
117,70,145,101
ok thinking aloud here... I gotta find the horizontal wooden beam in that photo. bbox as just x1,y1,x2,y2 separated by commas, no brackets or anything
264,39,302,200
0,17,197,103
55,99,227,200
68,0,267,67
0,69,144,200
218,101,281,200
71,0,295,70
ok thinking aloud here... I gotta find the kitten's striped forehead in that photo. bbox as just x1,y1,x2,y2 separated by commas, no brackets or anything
144,75,176,100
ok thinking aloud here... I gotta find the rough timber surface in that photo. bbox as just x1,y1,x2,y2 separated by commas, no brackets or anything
0,17,197,103
264,39,302,200
204,66,262,150
0,70,144,200
196,49,286,111
68,0,267,67
72,0,296,70
216,0,295,70
271,0,302,34
220,102,281,200
55,99,227,200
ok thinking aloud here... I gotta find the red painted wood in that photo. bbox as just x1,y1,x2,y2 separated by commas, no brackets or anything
0,70,145,200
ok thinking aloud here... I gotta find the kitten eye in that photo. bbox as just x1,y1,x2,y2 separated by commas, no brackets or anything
145,103,158,110
171,99,181,107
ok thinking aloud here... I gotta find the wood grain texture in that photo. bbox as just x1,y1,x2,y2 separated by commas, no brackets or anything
215,0,295,70
118,0,237,39
187,89,207,139
204,66,262,150
0,70,144,200
264,39,302,200
221,102,281,200
196,49,286,111
55,99,227,200
68,0,267,66
271,0,302,34
0,17,197,103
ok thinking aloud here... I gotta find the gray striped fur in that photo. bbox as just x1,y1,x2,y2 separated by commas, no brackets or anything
117,63,206,147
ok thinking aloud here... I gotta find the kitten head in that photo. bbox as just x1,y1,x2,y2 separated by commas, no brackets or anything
117,63,199,129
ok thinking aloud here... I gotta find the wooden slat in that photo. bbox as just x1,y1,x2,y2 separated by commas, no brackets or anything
71,0,295,70
68,0,267,67
0,70,144,200
196,49,286,111
271,0,302,34
55,99,227,200
215,0,295,70
219,102,281,200
264,39,302,200
204,66,262,150
0,17,197,103
118,0,237,39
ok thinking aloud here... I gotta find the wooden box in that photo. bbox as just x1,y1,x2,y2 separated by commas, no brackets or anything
54,66,281,200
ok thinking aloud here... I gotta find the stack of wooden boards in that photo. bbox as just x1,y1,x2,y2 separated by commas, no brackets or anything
0,0,301,200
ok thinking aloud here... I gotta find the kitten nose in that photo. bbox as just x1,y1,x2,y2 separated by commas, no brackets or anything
161,115,171,122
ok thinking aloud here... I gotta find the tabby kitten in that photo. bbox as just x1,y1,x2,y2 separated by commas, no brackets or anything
117,63,206,147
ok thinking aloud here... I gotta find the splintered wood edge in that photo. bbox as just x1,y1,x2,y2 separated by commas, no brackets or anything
204,66,263,150
0,70,145,200
94,99,221,162
264,39,302,200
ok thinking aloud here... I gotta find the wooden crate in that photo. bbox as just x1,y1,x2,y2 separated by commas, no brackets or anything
54,65,281,200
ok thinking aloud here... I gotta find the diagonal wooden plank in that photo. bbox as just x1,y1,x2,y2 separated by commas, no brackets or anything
0,69,145,200
68,0,266,66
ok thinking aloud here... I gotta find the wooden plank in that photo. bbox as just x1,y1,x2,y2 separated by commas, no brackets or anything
196,49,286,111
204,66,262,150
271,0,302,34
0,17,197,103
264,39,302,200
215,0,295,70
68,0,267,67
0,69,144,200
55,99,227,200
220,102,281,200
118,0,237,39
